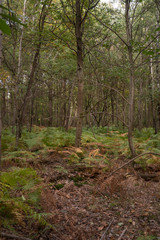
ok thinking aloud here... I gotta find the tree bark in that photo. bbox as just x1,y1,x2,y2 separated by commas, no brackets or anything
110,89,114,125
16,1,49,145
75,0,84,147
125,0,136,156
0,0,3,170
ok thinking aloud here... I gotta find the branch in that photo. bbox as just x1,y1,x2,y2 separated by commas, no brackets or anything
107,152,160,178
134,32,160,63
99,84,130,105
0,232,31,240
117,227,127,240
82,0,100,24
51,31,77,53
100,218,114,240
86,57,130,105
86,8,128,47
84,31,110,57
60,0,75,26
91,112,128,127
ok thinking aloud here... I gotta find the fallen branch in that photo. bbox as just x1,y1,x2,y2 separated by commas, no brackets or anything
0,232,31,240
107,152,160,178
100,218,114,240
139,173,160,181
117,227,127,240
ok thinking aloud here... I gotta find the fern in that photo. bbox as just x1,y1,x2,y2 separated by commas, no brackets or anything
0,167,53,230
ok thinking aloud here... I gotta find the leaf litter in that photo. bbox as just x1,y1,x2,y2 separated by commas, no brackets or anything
1,129,160,240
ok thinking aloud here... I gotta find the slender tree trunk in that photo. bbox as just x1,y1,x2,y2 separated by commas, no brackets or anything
155,9,160,130
1,83,5,126
138,82,143,130
65,83,74,131
122,85,126,129
0,109,1,171
0,0,2,170
75,0,84,147
48,83,53,127
150,55,157,133
125,0,136,156
110,89,114,125
29,89,35,132
16,2,49,145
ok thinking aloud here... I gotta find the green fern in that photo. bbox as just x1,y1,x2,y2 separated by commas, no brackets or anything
0,167,53,230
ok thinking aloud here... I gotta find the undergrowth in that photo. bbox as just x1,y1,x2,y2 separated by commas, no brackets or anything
2,126,160,168
1,125,160,237
0,167,52,231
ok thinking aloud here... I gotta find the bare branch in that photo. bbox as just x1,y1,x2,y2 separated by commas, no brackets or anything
0,232,31,240
86,8,128,47
107,152,160,178
118,227,128,240
51,31,76,53
134,32,160,63
100,219,114,240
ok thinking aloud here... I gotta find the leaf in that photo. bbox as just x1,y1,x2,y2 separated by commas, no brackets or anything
0,13,27,27
0,4,9,11
89,149,99,157
0,19,11,35
98,225,104,231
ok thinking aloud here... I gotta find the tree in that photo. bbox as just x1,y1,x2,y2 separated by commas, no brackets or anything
60,0,100,147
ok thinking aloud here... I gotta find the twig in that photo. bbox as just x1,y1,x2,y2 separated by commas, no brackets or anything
0,232,31,240
107,152,160,178
117,227,127,240
100,219,114,240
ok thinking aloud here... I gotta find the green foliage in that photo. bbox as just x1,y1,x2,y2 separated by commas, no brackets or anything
1,168,40,190
0,18,11,35
2,150,35,164
22,127,45,149
42,127,75,147
68,153,80,163
0,4,27,35
55,166,68,173
54,183,64,190
0,167,51,230
136,236,158,240
1,129,16,151
134,128,154,141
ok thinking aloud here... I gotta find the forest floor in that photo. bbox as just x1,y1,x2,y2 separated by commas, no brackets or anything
1,127,160,240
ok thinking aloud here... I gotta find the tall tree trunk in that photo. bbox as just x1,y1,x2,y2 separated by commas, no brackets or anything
138,82,143,131
122,85,126,129
1,83,5,126
155,8,160,130
15,0,27,145
150,55,157,133
48,82,53,127
75,0,84,147
110,89,114,125
65,83,74,131
125,0,136,156
0,0,3,170
16,2,49,146
29,89,35,132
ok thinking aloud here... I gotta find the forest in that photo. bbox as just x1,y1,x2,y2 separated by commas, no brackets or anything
0,0,160,239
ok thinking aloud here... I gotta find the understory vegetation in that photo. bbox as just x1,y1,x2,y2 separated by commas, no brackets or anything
0,126,160,239
0,0,160,239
